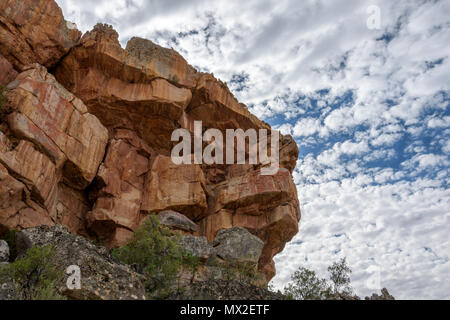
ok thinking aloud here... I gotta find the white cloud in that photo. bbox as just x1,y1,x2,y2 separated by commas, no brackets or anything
54,0,450,299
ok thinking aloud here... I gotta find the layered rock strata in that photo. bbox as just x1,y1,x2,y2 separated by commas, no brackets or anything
0,0,301,281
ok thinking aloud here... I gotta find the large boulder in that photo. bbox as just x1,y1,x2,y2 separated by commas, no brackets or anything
15,225,146,300
211,227,264,267
0,0,81,71
180,236,213,261
158,210,199,233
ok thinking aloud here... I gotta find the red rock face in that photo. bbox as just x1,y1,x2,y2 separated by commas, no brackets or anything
141,155,208,221
0,54,18,86
0,0,81,71
0,64,108,235
87,134,149,247
0,1,301,281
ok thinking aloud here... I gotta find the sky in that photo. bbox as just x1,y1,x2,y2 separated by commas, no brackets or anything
55,0,450,299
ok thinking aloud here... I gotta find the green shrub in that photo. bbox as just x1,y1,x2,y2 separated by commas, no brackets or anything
111,215,185,298
182,251,201,283
204,257,260,285
0,245,65,300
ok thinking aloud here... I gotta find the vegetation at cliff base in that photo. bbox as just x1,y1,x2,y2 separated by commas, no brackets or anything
0,245,65,300
284,258,354,300
111,215,198,299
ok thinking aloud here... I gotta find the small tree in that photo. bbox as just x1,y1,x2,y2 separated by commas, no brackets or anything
284,258,356,300
327,257,353,295
0,245,64,300
111,215,185,298
283,267,330,300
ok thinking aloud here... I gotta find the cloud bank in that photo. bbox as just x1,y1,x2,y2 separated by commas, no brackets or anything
56,0,450,299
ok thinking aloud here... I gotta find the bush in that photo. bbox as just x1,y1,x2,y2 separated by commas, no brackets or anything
0,245,65,300
182,251,201,283
111,215,185,298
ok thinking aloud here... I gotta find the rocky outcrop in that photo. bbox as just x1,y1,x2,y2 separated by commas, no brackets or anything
180,236,213,261
325,288,396,300
211,227,264,267
172,279,286,300
180,227,264,267
15,225,146,300
159,210,199,233
0,0,81,71
0,0,301,283
365,288,395,300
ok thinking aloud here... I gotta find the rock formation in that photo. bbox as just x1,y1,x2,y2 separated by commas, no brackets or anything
15,225,146,300
0,0,300,282
172,279,286,300
365,288,395,300
0,0,81,71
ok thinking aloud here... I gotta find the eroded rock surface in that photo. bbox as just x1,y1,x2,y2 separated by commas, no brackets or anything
365,288,395,300
0,64,108,234
159,210,199,233
15,225,146,300
211,227,264,267
0,0,81,71
172,279,286,300
0,54,17,86
0,0,301,283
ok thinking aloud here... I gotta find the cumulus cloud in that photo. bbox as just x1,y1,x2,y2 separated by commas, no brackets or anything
55,0,450,299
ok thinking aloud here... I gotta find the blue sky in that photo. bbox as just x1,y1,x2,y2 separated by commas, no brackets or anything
56,0,450,299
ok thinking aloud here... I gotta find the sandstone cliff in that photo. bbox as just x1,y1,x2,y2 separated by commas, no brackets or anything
0,0,300,282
